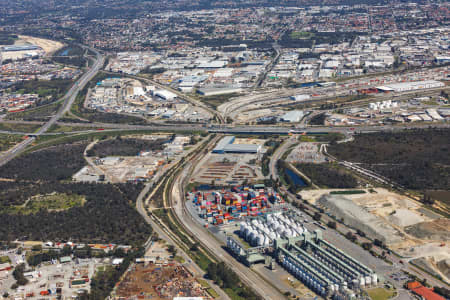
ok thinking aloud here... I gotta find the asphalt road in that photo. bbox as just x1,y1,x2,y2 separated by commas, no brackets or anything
0,46,104,167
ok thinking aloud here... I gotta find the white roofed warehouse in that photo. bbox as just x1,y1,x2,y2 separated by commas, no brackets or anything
280,110,305,122
154,89,177,100
376,80,444,93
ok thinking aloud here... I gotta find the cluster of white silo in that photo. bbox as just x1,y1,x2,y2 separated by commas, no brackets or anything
368,100,398,110
240,219,274,247
280,254,328,297
239,213,307,247
357,274,378,287
227,237,246,256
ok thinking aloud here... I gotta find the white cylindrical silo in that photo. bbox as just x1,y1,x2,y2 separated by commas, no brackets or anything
372,274,378,284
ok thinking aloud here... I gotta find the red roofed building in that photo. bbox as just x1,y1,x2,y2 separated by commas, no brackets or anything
407,281,445,300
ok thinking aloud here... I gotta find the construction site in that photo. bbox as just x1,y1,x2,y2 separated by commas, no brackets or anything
74,134,191,183
227,211,378,299
300,188,450,284
114,263,210,299
286,142,327,164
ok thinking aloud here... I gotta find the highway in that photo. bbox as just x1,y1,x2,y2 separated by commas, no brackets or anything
1,119,449,137
0,46,104,167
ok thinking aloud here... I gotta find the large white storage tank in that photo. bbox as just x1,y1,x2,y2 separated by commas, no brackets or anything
359,277,365,286
372,274,377,284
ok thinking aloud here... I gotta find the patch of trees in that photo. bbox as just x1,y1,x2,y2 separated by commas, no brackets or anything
0,142,87,181
327,221,336,229
12,264,28,287
295,163,358,188
309,113,326,125
314,31,364,45
87,136,167,157
345,232,357,243
82,110,148,125
0,181,150,245
261,139,281,176
279,31,314,48
10,79,73,104
207,262,259,300
140,66,166,75
27,245,133,266
0,33,18,45
197,38,273,50
434,286,450,299
53,45,87,67
87,248,145,300
328,129,450,190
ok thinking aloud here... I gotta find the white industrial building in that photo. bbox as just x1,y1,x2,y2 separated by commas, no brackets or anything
377,80,444,92
212,136,262,154
290,94,311,102
197,87,243,97
154,89,177,100
280,110,304,122
426,109,444,120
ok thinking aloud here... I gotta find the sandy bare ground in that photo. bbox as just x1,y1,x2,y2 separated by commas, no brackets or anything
18,35,64,55
301,188,450,279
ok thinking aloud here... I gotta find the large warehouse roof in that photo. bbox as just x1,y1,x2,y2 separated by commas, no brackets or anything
223,144,261,153
280,110,304,122
212,136,235,153
155,89,177,100
212,136,262,154
377,80,444,92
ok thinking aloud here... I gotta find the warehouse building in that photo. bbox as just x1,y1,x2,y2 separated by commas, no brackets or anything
290,94,311,101
197,87,243,97
212,136,261,154
154,89,177,100
2,45,39,52
376,80,444,93
280,110,304,122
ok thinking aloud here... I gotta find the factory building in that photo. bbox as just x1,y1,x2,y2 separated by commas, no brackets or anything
227,211,377,299
154,89,177,100
290,94,311,102
376,80,444,93
280,110,304,122
197,87,243,97
212,136,262,154
2,45,39,52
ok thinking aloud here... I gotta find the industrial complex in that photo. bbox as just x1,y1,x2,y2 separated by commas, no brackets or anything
227,211,378,299
212,136,263,154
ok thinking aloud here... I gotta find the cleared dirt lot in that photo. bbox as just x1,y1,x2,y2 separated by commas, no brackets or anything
115,263,209,299
18,35,64,55
300,188,450,283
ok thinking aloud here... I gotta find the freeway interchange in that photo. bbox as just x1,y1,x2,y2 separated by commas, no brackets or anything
0,45,449,300
0,46,104,167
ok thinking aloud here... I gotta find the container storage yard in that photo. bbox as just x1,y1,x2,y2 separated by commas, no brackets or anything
188,186,285,226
